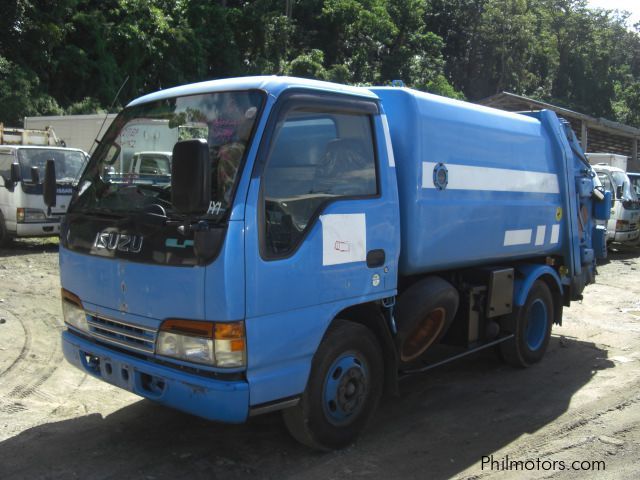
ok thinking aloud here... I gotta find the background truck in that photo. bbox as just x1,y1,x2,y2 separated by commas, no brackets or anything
0,126,88,246
50,77,610,450
0,123,63,147
586,152,628,172
590,163,640,244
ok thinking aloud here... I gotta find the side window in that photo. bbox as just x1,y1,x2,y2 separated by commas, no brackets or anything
263,110,377,256
140,156,160,174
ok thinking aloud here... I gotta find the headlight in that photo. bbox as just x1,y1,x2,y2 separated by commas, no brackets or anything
156,319,246,368
616,219,630,231
17,208,47,223
156,331,215,364
62,298,89,332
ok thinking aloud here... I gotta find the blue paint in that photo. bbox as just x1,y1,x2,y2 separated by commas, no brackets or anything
323,353,368,424
525,299,548,351
369,87,569,275
62,331,249,422
514,264,562,307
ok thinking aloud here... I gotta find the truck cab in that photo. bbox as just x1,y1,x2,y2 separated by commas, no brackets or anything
129,151,172,175
592,164,640,244
0,145,88,246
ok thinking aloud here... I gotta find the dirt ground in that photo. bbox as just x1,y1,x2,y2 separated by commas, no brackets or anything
0,238,639,480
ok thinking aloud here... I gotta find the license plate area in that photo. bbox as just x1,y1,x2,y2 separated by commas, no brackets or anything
80,350,135,392
79,350,167,398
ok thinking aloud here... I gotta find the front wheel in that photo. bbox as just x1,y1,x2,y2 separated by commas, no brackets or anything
0,212,12,248
499,280,554,367
282,320,383,450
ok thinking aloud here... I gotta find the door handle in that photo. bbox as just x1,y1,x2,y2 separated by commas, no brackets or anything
366,249,385,268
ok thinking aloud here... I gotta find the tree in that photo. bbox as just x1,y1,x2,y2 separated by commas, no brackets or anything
0,57,63,125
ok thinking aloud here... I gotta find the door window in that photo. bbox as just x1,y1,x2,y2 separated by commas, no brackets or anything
0,152,14,178
262,110,377,256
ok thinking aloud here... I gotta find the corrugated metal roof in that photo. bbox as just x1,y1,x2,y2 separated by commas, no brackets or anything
478,92,639,172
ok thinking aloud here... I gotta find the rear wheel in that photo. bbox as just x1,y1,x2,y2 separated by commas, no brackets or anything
499,280,554,367
282,320,383,450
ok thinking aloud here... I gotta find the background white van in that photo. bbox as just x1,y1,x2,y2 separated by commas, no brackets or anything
0,145,87,246
592,164,640,244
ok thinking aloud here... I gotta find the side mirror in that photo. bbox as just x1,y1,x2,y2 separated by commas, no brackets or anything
616,185,623,199
10,163,20,184
171,139,211,215
43,159,57,211
30,166,40,184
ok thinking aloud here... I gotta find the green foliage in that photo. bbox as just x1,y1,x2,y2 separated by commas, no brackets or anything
1,0,639,127
613,80,640,127
66,97,104,115
284,50,328,79
0,57,63,125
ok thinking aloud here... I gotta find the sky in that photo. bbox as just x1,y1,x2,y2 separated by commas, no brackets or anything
586,0,640,28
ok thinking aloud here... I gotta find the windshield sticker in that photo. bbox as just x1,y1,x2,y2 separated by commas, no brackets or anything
320,213,366,266
166,238,194,249
207,201,222,215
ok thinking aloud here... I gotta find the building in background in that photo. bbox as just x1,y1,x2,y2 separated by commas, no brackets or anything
478,92,640,172
24,114,117,153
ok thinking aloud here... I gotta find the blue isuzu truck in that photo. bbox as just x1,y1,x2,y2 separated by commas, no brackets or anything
48,76,610,450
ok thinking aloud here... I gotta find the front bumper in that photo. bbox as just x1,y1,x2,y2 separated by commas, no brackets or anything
16,221,60,237
62,330,249,422
613,228,640,243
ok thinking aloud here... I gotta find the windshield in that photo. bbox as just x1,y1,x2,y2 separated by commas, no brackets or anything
630,175,640,197
134,152,171,175
610,171,638,201
18,148,87,184
72,90,264,221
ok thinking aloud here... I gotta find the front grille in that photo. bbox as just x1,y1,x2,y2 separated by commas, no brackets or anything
87,314,157,354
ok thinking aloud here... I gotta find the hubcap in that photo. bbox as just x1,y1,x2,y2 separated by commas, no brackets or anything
525,299,548,351
323,354,368,425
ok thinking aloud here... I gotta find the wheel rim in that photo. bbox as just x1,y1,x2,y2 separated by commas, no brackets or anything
400,307,446,362
525,299,548,351
322,353,368,426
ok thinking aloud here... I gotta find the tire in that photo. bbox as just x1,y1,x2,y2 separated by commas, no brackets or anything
499,280,554,368
395,276,459,364
282,320,383,450
0,212,12,248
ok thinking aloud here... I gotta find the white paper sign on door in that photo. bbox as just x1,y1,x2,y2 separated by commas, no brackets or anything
320,213,367,266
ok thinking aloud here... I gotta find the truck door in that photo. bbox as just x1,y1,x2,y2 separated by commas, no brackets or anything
596,171,617,237
0,150,16,241
243,92,399,405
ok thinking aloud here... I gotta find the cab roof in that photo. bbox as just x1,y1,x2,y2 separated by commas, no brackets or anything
592,163,627,174
127,76,378,108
